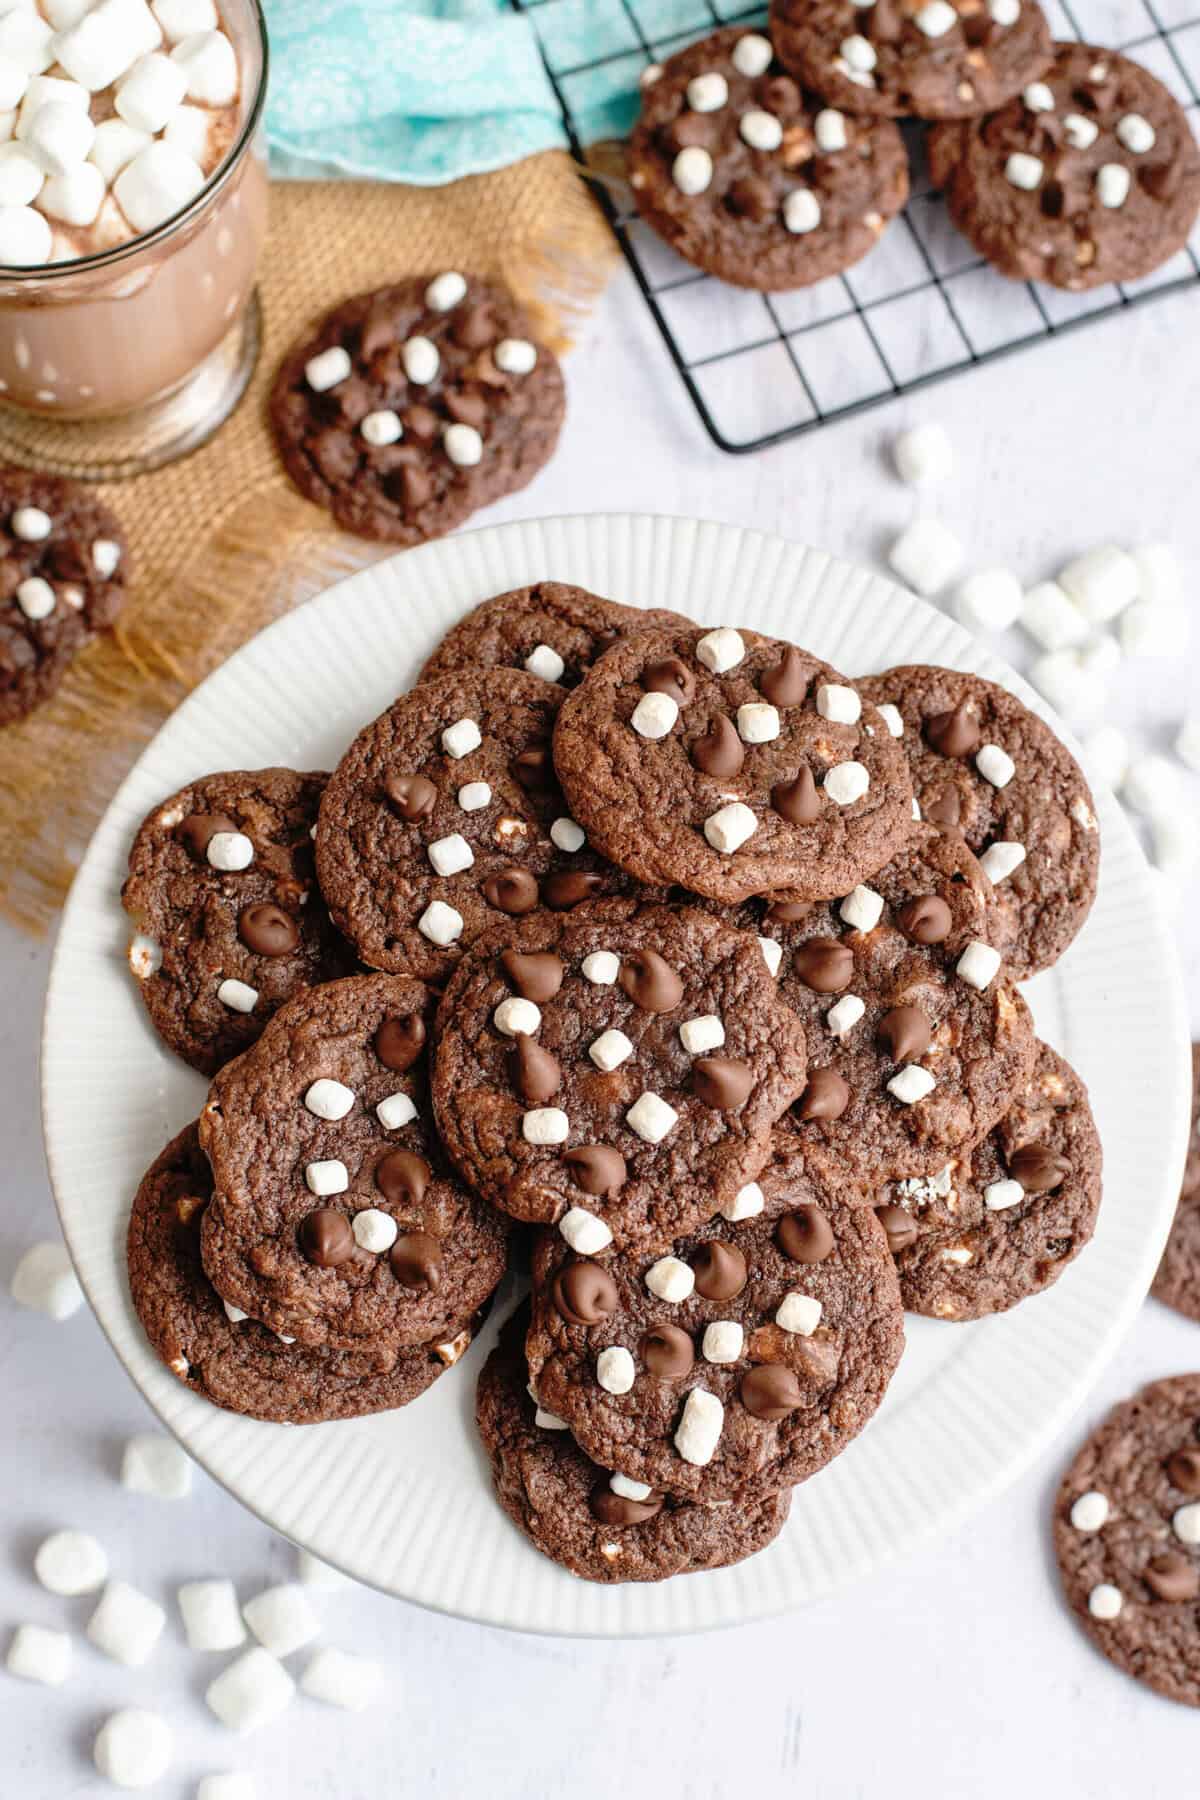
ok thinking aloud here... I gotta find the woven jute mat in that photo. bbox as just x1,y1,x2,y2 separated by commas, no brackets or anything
0,152,616,933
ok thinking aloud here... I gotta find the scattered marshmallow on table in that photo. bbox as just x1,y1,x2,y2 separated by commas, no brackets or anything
296,1548,350,1590
241,1583,320,1659
35,1527,109,1595
1123,752,1182,818
955,568,1022,634
1119,598,1187,658
300,1646,383,1713
121,1431,193,1498
1029,650,1098,722
87,1580,167,1668
196,1777,257,1800
892,422,953,488
1084,723,1131,790
178,1579,246,1653
6,1623,72,1687
206,1647,296,1734
1132,541,1181,608
1020,580,1088,652
1057,545,1138,623
1175,717,1200,773
1152,812,1198,882
93,1708,173,1790
11,1240,83,1319
888,517,963,596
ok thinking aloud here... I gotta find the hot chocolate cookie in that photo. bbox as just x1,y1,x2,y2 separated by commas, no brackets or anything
417,582,692,690
1152,1046,1200,1321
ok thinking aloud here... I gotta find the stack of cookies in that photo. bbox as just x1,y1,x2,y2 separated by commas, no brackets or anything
122,578,1103,1585
629,20,1200,295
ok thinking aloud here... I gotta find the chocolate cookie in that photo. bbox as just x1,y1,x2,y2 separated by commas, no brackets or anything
477,1304,791,1583
270,274,565,545
199,974,509,1354
553,626,914,904
1152,1046,1200,1321
927,44,1200,290
129,1123,486,1424
886,1042,1102,1318
432,898,809,1254
417,582,693,690
1054,1375,1200,1707
629,27,909,291
526,1128,905,1503
315,668,643,985
860,665,1099,979
122,768,350,1077
770,0,1053,121
1,468,128,728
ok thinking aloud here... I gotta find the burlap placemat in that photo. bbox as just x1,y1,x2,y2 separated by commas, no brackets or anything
0,151,616,933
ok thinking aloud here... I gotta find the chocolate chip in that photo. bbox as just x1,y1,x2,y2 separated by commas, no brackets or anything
726,174,775,222
693,1056,754,1111
691,1241,747,1301
511,1034,561,1103
643,656,696,706
619,948,683,1013
794,1067,851,1121
759,645,809,707
375,1148,430,1207
177,811,238,859
563,1143,626,1195
499,949,565,1002
922,787,961,828
877,1004,932,1062
640,1323,694,1378
402,404,439,443
925,700,981,759
663,112,715,153
777,1205,835,1263
375,1012,426,1072
298,1208,355,1268
542,869,604,909
1009,1144,1071,1194
398,463,433,511
511,744,554,793
772,766,820,824
589,1484,663,1526
766,899,812,924
237,903,300,957
553,1259,619,1326
484,867,540,914
792,939,854,993
1166,1447,1200,1495
740,1364,803,1420
1144,1551,1200,1603
452,303,494,350
444,388,487,429
762,74,801,115
384,773,437,822
389,1231,441,1290
691,713,744,779
875,1204,918,1253
895,893,953,945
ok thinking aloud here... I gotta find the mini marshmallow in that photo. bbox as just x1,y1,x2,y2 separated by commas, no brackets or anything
876,702,904,737
217,978,257,1014
115,140,205,231
1174,1502,1200,1545
1084,723,1131,789
493,336,537,376
39,161,104,224
840,884,883,931
631,690,678,739
304,1078,354,1121
675,1387,724,1466
92,538,121,576
737,700,780,742
990,0,1020,19
375,1091,416,1129
301,1646,383,1713
17,575,53,617
523,1106,569,1145
56,0,162,91
178,1579,246,1653
955,568,1022,634
88,1580,167,1667
695,626,744,673
815,107,848,154
352,1208,397,1253
0,9,52,77
305,1158,348,1196
1096,163,1130,208
1063,112,1098,149
976,743,1015,788
1123,752,1181,818
824,761,869,805
559,1208,612,1254
1119,598,1186,658
1087,1583,1123,1620
1116,111,1155,153
892,422,953,488
35,1527,108,1595
1153,813,1198,882
1005,151,1042,190
524,642,563,681
116,51,186,133
11,504,50,539
776,1292,822,1335
979,840,1026,883
458,780,491,811
984,1178,1024,1211
596,1346,635,1394
686,71,727,112
722,1181,764,1221
1020,579,1088,652
296,1548,349,1589
6,1624,71,1687
680,1014,724,1055
645,1256,695,1303
1175,717,1200,773
887,1064,937,1104
441,715,481,758
206,1647,295,1734
840,34,877,71
827,994,864,1038
0,199,50,261
1023,80,1054,111
816,682,861,724
1028,649,1097,720
427,831,474,877
551,816,585,852
122,1432,192,1499
582,951,619,984
207,829,253,870
783,188,821,234
196,1779,256,1800
494,995,540,1037
535,1405,569,1431
417,900,463,945
590,1028,633,1073
305,345,350,392
626,1091,678,1144
0,57,26,115
0,142,42,205
672,145,712,195
359,407,402,447
704,801,757,853
224,1301,247,1323
444,423,483,467
242,1584,320,1659
1132,542,1181,608
956,939,1001,990
740,108,783,152
611,1472,652,1501
153,0,218,40
915,0,956,31
732,32,773,77
1069,1490,1110,1532
425,268,466,311
889,516,964,596
1057,545,1138,623
16,74,89,139
170,28,236,104
11,1239,83,1318
94,1709,173,1789
702,1320,744,1363
759,936,782,978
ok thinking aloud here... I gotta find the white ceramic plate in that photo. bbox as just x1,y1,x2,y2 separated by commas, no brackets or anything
42,513,1191,1638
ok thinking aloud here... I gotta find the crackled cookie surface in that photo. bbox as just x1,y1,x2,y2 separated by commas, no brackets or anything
199,974,509,1354
1153,1046,1200,1321
417,581,692,689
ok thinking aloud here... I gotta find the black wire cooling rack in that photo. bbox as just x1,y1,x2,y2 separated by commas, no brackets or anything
513,0,1200,453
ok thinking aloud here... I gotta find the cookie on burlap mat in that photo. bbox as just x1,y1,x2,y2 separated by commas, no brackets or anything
885,1041,1102,1318
629,27,909,291
270,273,565,545
1054,1374,1200,1707
432,897,809,1254
526,1127,904,1503
122,768,351,1077
860,664,1099,979
129,1123,487,1425
927,44,1200,291
417,582,692,690
200,974,509,1354
1152,1046,1200,1321
1,467,128,728
477,1304,791,1583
